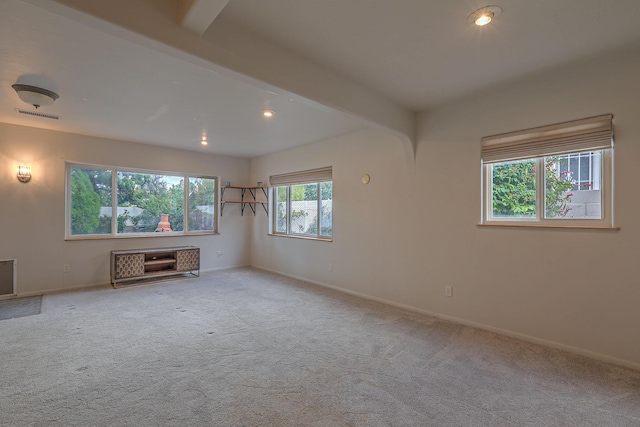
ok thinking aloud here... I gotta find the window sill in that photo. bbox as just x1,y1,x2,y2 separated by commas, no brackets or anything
268,233,332,242
477,223,619,231
65,231,220,241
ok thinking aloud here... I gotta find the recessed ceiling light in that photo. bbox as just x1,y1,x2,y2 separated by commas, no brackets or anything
201,140,208,146
475,13,493,26
263,110,274,118
468,5,502,27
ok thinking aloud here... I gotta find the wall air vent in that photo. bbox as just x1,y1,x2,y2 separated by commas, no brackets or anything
15,108,60,120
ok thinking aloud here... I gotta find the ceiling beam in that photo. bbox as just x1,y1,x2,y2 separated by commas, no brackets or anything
25,0,416,155
179,0,229,36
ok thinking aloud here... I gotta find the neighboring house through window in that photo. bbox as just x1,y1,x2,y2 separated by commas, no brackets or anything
556,151,601,191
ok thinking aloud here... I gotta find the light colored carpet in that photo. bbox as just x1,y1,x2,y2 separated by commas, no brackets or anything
0,267,638,426
0,295,41,320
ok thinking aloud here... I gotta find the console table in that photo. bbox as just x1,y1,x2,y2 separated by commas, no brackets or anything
110,246,199,287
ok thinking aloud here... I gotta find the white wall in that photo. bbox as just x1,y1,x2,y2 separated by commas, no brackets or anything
250,47,640,369
0,123,252,294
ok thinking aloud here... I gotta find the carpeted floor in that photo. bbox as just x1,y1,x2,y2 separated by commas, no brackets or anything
0,267,638,426
0,295,41,320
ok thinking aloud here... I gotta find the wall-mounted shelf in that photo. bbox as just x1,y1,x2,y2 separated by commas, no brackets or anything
221,186,268,216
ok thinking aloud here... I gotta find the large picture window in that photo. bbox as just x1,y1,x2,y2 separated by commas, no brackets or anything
270,167,332,240
66,163,217,239
481,115,613,228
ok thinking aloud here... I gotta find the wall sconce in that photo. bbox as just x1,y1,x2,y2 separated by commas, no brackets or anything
17,165,32,183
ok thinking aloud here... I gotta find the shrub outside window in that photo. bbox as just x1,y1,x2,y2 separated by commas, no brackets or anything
488,152,604,221
481,115,613,228
66,163,217,239
188,177,216,232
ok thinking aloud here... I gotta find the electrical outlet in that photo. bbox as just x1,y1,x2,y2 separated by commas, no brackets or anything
217,251,223,257
64,264,70,273
445,286,453,297
328,263,333,272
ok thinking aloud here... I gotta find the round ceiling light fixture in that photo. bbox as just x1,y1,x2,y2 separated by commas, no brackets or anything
468,5,502,27
262,109,274,118
12,84,59,109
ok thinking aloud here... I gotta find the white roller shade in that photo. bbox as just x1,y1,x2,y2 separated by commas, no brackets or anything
270,166,332,186
481,114,613,164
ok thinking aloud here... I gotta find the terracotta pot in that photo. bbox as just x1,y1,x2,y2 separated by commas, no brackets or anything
155,214,172,232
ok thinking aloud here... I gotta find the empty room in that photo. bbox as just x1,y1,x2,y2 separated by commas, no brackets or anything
1,0,639,425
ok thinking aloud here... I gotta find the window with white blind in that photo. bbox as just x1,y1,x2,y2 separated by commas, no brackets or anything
481,115,614,227
270,167,332,240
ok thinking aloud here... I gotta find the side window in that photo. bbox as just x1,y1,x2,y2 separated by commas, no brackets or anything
270,167,333,240
481,115,613,228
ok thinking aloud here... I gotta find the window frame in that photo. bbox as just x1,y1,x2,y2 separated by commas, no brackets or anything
480,115,615,229
65,162,219,240
270,181,333,241
482,150,613,227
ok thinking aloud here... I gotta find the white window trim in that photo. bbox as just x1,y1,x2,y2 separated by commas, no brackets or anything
480,115,615,229
270,182,333,241
65,162,219,240
481,150,614,228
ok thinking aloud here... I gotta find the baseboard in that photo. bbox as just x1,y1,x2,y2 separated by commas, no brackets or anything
252,265,640,372
16,281,110,298
201,264,250,273
13,264,250,298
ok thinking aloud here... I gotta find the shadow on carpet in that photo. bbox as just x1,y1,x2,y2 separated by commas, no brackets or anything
0,295,42,320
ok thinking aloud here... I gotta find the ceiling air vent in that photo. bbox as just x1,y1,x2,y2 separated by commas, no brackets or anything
15,108,60,120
